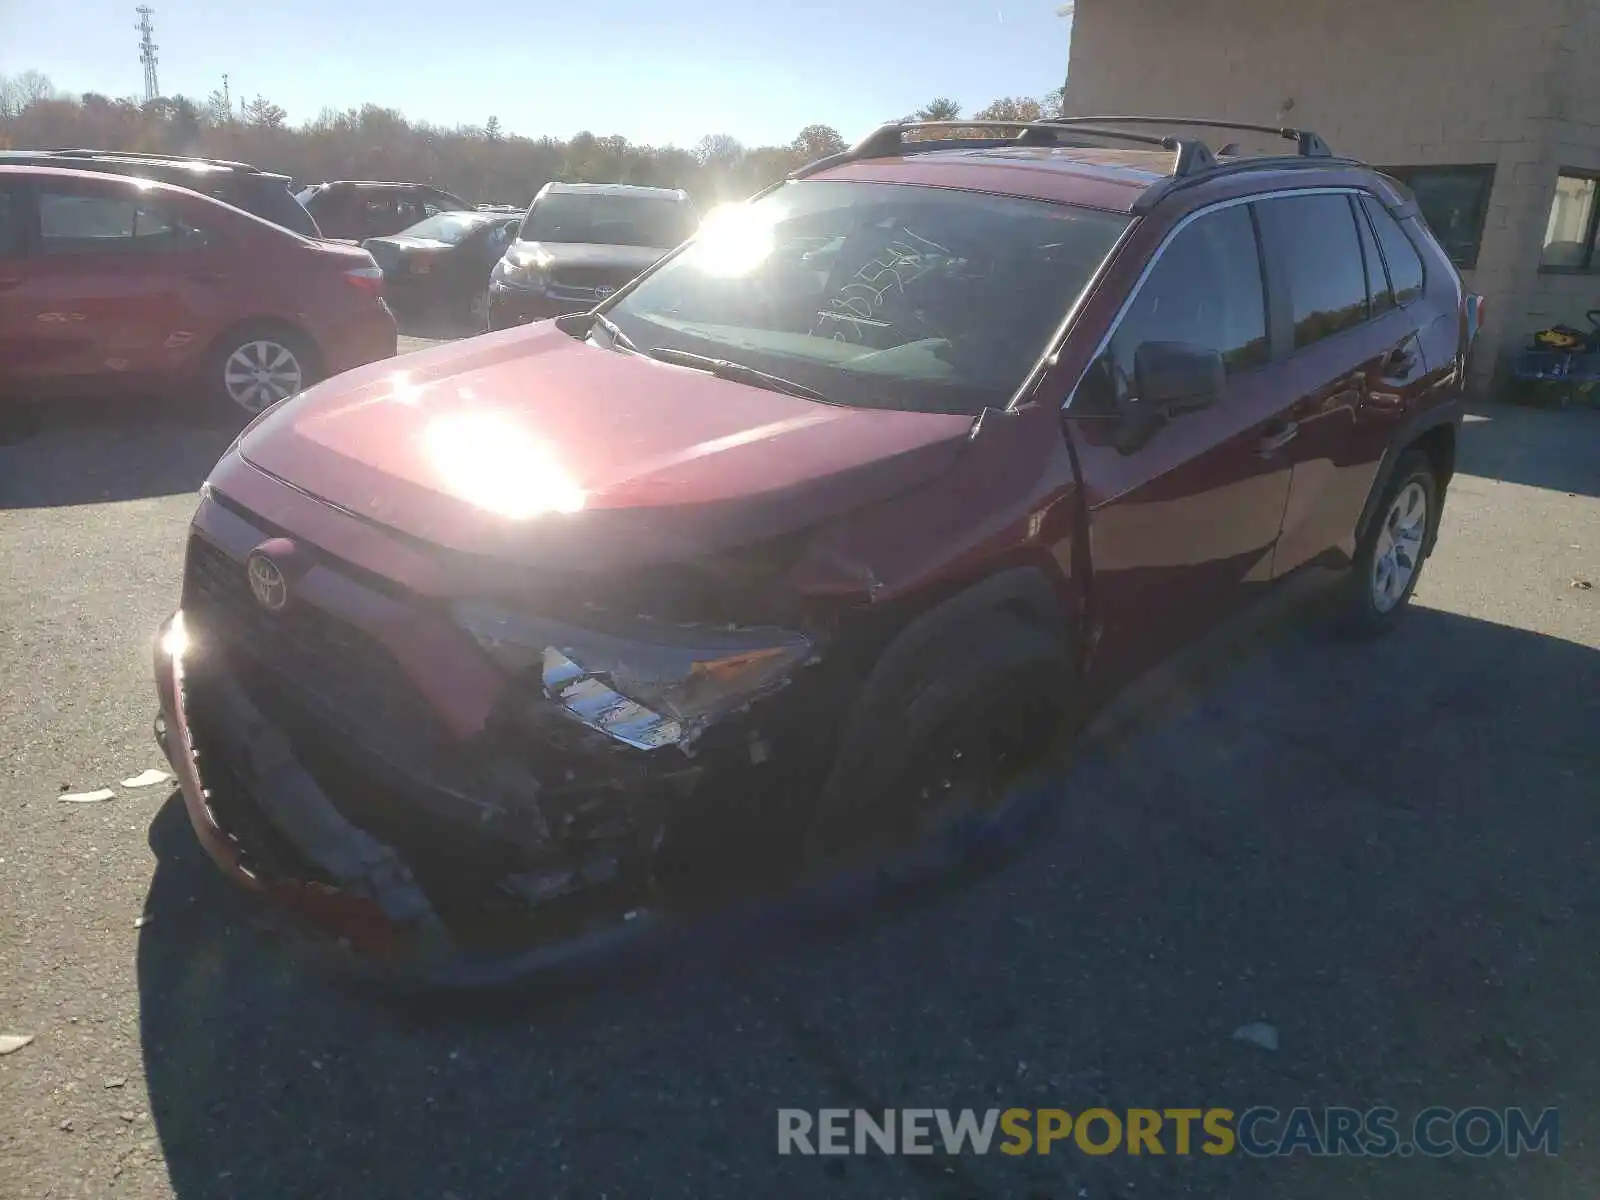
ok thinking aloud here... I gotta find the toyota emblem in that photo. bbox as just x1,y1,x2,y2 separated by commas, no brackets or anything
247,551,288,612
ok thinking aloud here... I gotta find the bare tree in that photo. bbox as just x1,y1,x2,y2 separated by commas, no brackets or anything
0,65,1077,210
0,69,55,118
694,133,744,168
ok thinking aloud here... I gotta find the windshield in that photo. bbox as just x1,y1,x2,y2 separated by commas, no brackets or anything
398,211,493,243
521,192,696,248
604,180,1128,415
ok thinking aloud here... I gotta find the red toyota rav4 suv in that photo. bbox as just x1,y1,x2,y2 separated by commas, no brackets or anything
0,165,397,419
153,118,1479,983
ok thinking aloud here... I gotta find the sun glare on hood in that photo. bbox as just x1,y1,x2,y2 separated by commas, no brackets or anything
422,410,586,519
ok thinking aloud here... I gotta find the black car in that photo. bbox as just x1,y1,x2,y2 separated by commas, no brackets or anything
0,149,320,236
487,182,698,331
363,210,522,328
297,181,473,241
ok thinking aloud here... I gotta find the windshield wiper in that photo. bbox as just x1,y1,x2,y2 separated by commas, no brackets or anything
646,346,831,402
591,311,640,354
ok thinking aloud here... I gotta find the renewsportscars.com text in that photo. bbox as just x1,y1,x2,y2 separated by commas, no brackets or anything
777,1107,1559,1158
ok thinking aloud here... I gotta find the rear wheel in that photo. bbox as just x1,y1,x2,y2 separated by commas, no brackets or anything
207,327,317,420
1341,450,1438,635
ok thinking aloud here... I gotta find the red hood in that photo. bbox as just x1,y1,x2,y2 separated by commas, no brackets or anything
237,324,975,568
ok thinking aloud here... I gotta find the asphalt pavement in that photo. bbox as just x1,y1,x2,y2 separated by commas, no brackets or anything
1,355,1596,1199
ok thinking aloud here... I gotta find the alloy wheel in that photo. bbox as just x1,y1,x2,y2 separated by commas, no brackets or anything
223,339,304,414
1370,479,1428,613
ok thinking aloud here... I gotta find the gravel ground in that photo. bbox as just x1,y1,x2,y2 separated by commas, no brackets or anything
1,365,1596,1199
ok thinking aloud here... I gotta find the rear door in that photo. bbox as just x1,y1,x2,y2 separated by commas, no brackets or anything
20,176,225,388
1067,201,1295,687
1258,191,1432,576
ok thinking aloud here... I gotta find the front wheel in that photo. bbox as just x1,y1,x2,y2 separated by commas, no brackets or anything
1341,450,1439,636
803,614,1071,885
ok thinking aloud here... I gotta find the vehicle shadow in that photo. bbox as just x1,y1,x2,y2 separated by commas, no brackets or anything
0,398,234,510
1460,401,1600,497
136,603,1598,1199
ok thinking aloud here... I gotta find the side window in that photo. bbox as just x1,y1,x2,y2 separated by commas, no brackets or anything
1077,204,1267,414
1362,196,1425,306
396,198,428,227
1265,193,1370,349
1354,196,1395,317
38,191,183,254
0,188,21,257
362,196,397,230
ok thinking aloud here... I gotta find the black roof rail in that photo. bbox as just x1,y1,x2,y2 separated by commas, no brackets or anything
790,119,1215,181
1041,117,1333,160
1133,153,1367,212
44,147,260,172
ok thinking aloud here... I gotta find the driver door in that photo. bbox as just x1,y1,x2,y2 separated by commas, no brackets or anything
1066,202,1297,688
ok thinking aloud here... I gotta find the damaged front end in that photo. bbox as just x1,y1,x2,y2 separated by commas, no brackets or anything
153,527,847,986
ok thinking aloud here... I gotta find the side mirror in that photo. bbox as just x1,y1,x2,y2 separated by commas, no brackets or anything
1132,341,1224,416
506,220,521,238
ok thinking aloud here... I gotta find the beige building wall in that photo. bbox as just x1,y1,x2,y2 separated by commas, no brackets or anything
1062,0,1600,392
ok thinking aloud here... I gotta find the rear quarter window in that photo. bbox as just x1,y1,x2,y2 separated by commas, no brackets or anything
1361,195,1426,305
242,183,320,236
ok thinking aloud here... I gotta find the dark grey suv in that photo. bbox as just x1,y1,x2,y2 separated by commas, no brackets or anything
0,149,320,236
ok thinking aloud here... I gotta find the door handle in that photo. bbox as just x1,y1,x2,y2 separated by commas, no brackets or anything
1383,343,1419,374
1256,420,1299,455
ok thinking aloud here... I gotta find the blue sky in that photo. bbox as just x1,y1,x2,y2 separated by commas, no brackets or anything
0,0,1073,147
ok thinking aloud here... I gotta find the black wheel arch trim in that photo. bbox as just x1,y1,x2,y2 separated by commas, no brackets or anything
201,316,322,379
812,566,1077,819
1355,397,1463,554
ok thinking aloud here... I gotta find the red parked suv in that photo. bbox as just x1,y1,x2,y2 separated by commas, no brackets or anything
153,118,1479,982
0,165,397,418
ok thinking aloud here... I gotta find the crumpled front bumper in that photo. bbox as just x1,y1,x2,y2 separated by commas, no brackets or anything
151,611,668,987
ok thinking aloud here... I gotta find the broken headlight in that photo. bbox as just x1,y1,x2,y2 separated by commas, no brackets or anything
453,601,813,751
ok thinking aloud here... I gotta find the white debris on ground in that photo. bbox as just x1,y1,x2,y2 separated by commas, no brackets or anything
1232,1022,1280,1052
57,789,115,804
0,1033,35,1055
119,768,172,788
56,766,173,805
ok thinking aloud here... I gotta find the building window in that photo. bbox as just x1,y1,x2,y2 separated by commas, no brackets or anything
1540,171,1600,272
1380,164,1495,270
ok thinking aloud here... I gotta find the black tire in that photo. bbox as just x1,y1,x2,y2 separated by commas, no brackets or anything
466,289,490,335
804,613,1071,884
204,324,319,424
1340,449,1439,637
